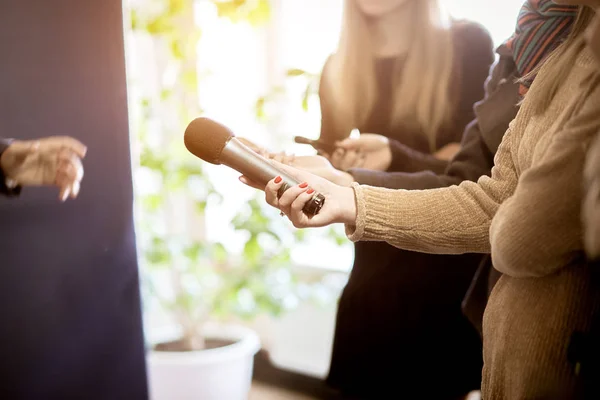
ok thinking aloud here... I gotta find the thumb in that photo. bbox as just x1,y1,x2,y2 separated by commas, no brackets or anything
8,140,39,161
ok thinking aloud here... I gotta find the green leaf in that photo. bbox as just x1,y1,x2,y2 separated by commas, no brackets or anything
170,39,185,60
294,229,306,241
181,70,198,91
196,200,207,214
255,96,266,120
160,89,173,101
145,15,174,35
168,0,186,15
146,237,171,266
286,68,307,77
142,194,164,211
246,0,271,25
141,97,151,109
212,243,228,263
243,235,261,264
183,243,202,261
301,82,312,111
130,9,140,30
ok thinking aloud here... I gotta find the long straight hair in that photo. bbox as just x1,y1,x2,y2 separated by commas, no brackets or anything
324,0,455,150
523,6,595,114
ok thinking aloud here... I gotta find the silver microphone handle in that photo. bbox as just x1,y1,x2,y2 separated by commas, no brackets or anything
220,138,325,216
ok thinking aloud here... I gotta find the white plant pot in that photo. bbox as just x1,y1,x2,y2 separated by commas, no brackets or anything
147,324,261,400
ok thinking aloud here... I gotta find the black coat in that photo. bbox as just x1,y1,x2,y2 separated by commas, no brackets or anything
0,1,146,398
323,43,520,398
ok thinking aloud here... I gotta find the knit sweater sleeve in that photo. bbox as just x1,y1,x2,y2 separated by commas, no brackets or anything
345,119,520,254
491,81,600,278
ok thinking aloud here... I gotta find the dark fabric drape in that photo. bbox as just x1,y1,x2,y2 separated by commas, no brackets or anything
0,1,147,398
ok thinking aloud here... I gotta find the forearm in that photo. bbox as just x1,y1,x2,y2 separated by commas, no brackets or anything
493,83,600,277
345,122,519,254
348,168,461,190
387,139,449,174
345,180,497,254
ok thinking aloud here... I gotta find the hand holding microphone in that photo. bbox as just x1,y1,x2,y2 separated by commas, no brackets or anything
183,117,326,217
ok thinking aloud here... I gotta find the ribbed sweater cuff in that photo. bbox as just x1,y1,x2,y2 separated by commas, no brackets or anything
345,183,401,242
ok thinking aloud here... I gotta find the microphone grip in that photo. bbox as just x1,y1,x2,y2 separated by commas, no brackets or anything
222,138,326,216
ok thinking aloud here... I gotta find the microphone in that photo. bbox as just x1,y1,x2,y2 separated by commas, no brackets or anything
184,117,326,217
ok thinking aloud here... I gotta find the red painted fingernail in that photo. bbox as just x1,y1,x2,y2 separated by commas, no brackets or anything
299,182,308,188
307,188,315,194
274,176,282,184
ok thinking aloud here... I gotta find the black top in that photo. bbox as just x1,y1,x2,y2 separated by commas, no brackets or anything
319,22,504,399
319,21,495,174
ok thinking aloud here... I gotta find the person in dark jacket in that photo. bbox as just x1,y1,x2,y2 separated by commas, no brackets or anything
269,2,578,398
0,137,86,200
580,11,600,399
311,0,494,397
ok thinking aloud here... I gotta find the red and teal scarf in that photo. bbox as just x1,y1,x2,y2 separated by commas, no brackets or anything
504,0,579,95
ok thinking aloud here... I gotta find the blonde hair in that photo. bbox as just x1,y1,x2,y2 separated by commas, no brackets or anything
325,0,455,151
522,6,595,114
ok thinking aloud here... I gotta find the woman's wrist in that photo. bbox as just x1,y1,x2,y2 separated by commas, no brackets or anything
335,170,355,187
336,186,358,225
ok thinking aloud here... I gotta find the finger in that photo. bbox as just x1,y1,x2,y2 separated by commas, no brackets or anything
71,180,80,198
56,162,77,183
238,175,265,191
265,176,284,208
55,169,77,193
8,140,39,161
330,148,345,168
57,150,84,180
284,153,296,166
289,188,315,224
278,182,309,216
59,185,71,202
270,153,287,164
339,150,360,170
54,137,87,158
335,138,359,151
289,189,335,228
355,152,366,169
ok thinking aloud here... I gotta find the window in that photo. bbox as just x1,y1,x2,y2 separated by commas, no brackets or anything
194,0,525,272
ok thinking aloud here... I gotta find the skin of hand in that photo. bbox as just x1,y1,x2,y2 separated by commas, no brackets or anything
279,155,355,186
434,142,461,161
0,136,87,201
238,161,357,228
325,133,392,171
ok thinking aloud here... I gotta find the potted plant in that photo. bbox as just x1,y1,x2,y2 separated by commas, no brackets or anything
140,191,299,399
125,1,306,398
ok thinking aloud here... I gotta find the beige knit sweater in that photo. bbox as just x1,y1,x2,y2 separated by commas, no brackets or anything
347,48,600,398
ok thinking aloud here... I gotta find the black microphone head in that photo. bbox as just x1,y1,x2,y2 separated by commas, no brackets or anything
184,117,235,165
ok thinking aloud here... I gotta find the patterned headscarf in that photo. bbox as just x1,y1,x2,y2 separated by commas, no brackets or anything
504,0,579,95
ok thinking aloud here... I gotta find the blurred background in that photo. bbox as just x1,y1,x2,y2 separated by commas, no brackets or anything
124,0,524,397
